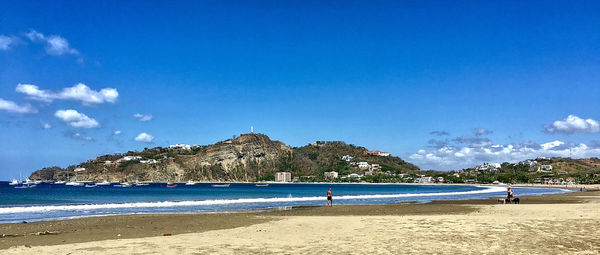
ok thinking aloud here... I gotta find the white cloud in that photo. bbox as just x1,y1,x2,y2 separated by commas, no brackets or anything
40,120,52,129
135,132,154,143
113,130,121,135
69,132,92,141
545,115,600,134
0,35,15,50
474,128,492,136
54,109,100,128
25,30,79,56
133,113,153,121
16,83,118,105
0,98,37,114
409,139,600,171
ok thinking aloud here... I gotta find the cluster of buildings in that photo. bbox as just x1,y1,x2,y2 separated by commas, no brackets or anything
366,150,390,157
534,177,575,185
475,162,502,171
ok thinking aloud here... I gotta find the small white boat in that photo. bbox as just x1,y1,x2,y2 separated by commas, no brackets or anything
135,182,149,186
14,184,36,189
185,180,197,186
53,180,66,185
255,184,269,187
65,181,84,186
85,184,98,188
211,184,230,188
34,180,43,185
9,179,21,186
23,179,36,185
96,180,111,186
115,182,132,187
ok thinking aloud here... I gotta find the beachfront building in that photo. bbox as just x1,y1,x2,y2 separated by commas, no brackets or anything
418,176,433,183
348,173,360,178
73,167,86,172
341,155,354,161
275,172,291,182
140,159,157,164
169,144,192,150
437,177,444,183
358,162,370,168
324,171,338,180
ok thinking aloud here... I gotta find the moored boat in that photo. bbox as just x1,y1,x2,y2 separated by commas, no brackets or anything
255,184,269,187
185,180,197,186
211,184,230,188
166,183,178,188
53,180,66,184
96,180,111,186
65,181,84,186
9,179,21,186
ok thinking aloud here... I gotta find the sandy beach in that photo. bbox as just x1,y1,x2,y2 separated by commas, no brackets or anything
1,190,599,254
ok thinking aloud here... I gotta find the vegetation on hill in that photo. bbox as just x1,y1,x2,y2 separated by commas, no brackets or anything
28,134,420,182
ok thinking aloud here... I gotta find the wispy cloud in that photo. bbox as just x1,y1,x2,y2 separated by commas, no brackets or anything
113,130,121,135
16,83,118,105
134,132,154,143
40,120,52,129
25,30,79,56
474,128,492,136
0,98,37,114
544,115,600,134
429,130,450,136
65,130,93,141
133,113,153,121
54,109,100,128
0,35,16,50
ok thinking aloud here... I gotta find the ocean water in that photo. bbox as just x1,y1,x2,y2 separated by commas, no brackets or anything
0,182,572,224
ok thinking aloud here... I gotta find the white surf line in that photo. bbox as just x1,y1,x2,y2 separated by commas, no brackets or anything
0,186,508,214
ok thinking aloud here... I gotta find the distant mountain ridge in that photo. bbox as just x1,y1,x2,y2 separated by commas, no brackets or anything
29,133,420,182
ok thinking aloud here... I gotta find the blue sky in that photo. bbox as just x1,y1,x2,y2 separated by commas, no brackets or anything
1,1,600,179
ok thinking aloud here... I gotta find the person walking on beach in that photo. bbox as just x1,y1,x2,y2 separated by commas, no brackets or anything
327,188,333,207
507,186,514,204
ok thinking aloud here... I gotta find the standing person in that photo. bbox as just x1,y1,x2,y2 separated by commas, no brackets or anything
507,186,514,204
327,188,333,207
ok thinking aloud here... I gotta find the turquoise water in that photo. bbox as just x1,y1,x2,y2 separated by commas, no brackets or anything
0,182,571,223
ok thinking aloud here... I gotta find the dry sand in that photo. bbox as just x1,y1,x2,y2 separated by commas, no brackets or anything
1,191,599,254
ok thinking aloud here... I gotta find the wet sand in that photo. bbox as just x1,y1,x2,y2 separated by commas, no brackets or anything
1,190,599,254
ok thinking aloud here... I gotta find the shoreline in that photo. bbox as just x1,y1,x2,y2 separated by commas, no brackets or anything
0,184,570,225
1,189,597,250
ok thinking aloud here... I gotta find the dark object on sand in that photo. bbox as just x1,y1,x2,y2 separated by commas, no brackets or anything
513,197,520,204
163,233,172,236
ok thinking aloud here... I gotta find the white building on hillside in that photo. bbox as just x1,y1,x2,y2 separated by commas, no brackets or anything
341,155,354,161
540,165,553,172
275,172,291,182
118,156,142,162
357,162,369,168
169,144,192,150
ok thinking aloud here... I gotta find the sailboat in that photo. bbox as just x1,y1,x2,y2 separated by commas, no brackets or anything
9,179,21,186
